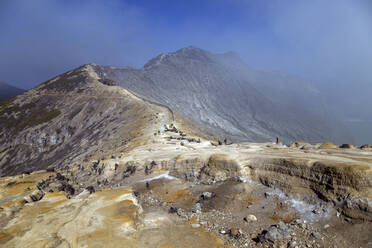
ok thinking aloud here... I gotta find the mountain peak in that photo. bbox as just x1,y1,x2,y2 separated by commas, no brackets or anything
174,46,211,58
144,46,211,69
175,45,205,53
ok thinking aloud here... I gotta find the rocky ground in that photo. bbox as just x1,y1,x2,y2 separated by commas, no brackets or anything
0,125,372,247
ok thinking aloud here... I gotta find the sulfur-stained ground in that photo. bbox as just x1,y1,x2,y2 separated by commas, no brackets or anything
1,132,372,247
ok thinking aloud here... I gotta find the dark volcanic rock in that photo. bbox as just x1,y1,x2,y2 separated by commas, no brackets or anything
86,186,95,194
59,183,75,196
256,221,291,243
361,144,372,149
29,190,45,202
339,144,355,149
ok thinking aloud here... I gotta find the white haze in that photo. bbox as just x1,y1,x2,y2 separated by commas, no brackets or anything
0,0,371,144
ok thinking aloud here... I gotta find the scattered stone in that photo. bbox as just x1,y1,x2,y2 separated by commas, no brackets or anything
6,181,16,187
122,165,136,178
290,142,309,148
265,227,282,242
277,221,291,237
257,221,291,243
191,203,202,214
311,232,322,239
201,192,215,200
312,209,321,215
176,208,186,217
244,214,257,222
301,144,315,150
291,219,302,225
264,192,272,198
344,217,352,223
58,183,75,195
339,144,355,149
229,228,241,239
360,144,372,149
85,186,95,194
299,223,307,229
169,206,177,214
288,240,297,248
56,173,66,181
29,190,45,202
323,224,330,229
191,223,201,228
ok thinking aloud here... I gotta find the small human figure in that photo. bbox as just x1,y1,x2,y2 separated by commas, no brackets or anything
276,137,279,144
224,138,227,145
218,140,222,145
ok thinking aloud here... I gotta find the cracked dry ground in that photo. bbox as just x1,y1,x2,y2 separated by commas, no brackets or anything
0,140,372,248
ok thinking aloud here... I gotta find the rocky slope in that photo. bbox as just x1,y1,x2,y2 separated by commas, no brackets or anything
0,64,202,176
0,48,370,247
0,130,371,248
0,82,24,101
92,46,351,144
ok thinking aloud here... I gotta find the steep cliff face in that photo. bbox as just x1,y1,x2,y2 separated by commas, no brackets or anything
0,65,172,176
93,46,351,144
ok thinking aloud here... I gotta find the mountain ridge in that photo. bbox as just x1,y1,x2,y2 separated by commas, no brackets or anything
0,65,167,175
93,46,352,144
0,46,355,175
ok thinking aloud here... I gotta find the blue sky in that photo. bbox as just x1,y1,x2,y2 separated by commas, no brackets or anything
0,0,371,95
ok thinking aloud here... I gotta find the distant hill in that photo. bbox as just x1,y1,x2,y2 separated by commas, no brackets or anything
0,82,25,101
93,46,352,144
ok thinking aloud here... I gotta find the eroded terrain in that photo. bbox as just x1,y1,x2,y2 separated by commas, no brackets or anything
1,126,371,248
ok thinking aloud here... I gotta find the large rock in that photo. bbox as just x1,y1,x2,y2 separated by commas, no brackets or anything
360,144,372,149
319,142,338,149
339,144,356,149
257,221,291,243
